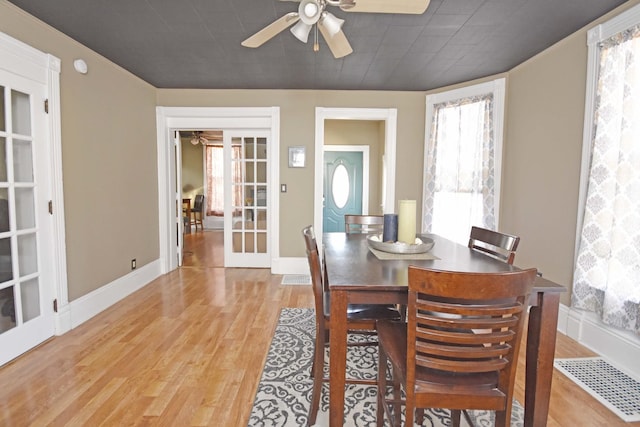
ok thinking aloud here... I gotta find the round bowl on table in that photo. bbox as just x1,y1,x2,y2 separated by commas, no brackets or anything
366,234,435,254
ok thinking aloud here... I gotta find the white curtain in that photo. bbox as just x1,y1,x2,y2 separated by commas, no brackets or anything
572,24,640,334
423,95,496,244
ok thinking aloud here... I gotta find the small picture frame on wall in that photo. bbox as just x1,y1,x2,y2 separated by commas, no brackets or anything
288,146,306,168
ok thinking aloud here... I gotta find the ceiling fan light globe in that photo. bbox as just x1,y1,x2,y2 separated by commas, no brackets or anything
299,0,322,25
320,12,344,37
290,21,312,43
304,3,318,17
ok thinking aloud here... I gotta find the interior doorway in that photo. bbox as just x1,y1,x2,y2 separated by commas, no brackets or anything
179,130,225,231
313,107,398,245
156,107,280,274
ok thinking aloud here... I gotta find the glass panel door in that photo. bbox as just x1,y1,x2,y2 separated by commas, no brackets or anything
0,69,55,366
224,132,270,267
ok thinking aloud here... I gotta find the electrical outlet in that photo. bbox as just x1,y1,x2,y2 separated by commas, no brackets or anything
131,259,136,270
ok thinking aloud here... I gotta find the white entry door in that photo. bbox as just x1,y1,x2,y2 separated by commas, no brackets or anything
223,131,270,267
0,65,55,366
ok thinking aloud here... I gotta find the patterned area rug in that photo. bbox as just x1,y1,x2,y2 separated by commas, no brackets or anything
248,308,524,426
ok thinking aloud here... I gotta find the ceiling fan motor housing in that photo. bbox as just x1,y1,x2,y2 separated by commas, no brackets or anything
299,0,323,24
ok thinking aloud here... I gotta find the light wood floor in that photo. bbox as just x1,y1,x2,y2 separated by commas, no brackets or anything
0,230,637,426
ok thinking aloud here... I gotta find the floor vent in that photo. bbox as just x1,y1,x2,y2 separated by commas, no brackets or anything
554,357,640,422
280,275,311,285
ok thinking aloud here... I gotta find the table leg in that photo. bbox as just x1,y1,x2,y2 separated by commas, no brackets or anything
525,292,561,427
329,289,348,427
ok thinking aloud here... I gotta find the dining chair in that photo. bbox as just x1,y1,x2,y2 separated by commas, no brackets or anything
344,214,384,234
190,194,205,231
302,225,400,426
468,226,520,265
182,198,191,233
376,265,537,427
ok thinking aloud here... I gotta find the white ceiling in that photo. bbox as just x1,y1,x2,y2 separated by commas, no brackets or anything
7,0,628,90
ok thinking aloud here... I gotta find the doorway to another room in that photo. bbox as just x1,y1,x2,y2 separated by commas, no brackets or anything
156,107,280,274
314,108,397,242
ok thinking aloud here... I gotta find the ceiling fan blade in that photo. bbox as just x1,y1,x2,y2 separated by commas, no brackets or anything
318,24,353,59
343,0,430,14
241,12,300,48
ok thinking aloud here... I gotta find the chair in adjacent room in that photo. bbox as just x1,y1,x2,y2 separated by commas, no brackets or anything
376,265,537,427
468,226,520,265
344,214,384,234
302,225,400,426
182,198,191,233
190,194,205,231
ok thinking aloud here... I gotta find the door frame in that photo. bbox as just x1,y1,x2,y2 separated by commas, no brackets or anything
314,107,397,243
155,107,280,274
0,32,68,335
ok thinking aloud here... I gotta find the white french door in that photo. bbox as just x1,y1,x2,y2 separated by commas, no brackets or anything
174,131,185,266
223,131,270,267
0,66,55,366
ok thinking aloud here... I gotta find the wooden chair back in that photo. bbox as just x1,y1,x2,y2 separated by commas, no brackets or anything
405,266,537,425
468,226,520,264
302,226,326,322
344,214,384,234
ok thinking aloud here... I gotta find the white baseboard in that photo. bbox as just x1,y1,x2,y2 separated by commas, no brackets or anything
557,303,640,379
58,259,162,332
271,257,309,275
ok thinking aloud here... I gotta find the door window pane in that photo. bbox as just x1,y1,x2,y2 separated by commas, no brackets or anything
0,86,5,131
257,138,267,160
13,139,34,183
257,162,267,183
332,164,350,209
0,286,16,333
11,89,31,136
0,189,9,233
0,137,6,182
0,237,12,283
15,188,35,230
20,278,40,322
18,233,37,277
244,138,255,159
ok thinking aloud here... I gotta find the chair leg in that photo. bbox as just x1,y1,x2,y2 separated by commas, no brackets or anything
391,372,401,427
376,345,387,427
451,409,461,427
307,340,324,426
494,410,508,427
405,399,414,427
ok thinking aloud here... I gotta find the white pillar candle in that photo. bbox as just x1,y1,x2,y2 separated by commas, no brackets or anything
397,200,416,244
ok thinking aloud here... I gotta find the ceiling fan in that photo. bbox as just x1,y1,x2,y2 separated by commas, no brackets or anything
241,0,430,59
187,131,223,145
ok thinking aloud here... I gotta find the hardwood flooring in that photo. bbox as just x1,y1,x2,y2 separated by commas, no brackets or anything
0,230,637,426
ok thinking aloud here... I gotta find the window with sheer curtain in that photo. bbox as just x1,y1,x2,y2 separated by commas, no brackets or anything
572,16,640,334
422,79,505,245
205,145,242,216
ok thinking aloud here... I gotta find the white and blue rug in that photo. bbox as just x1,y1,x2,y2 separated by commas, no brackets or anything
248,308,524,426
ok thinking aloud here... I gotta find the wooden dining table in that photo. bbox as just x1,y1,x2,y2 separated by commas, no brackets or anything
323,232,565,427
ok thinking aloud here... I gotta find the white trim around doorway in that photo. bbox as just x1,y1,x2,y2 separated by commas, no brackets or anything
155,107,280,274
313,107,397,245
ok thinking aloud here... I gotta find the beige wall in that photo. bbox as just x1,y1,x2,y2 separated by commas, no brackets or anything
0,1,159,301
501,0,640,305
181,137,204,201
156,90,425,256
325,119,384,215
